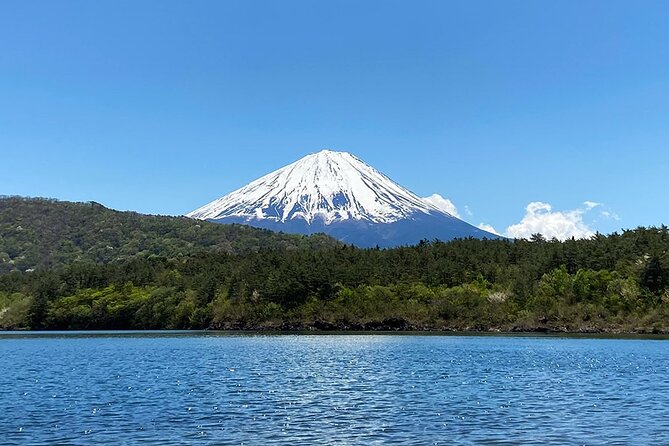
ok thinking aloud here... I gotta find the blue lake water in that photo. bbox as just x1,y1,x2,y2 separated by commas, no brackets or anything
1,332,668,445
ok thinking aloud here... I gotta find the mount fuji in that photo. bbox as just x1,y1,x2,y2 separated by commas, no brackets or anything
186,150,499,247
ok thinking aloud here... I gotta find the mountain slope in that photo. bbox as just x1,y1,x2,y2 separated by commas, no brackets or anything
187,150,499,247
187,150,446,224
0,196,339,273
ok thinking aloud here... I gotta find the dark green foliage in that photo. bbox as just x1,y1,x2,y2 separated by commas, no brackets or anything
1,222,668,332
641,256,669,294
0,196,339,274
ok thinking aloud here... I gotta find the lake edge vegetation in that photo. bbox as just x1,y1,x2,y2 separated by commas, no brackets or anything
1,199,668,333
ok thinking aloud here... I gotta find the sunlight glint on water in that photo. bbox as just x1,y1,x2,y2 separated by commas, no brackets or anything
1,333,668,445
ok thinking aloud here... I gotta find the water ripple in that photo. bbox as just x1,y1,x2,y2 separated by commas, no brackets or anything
1,334,668,445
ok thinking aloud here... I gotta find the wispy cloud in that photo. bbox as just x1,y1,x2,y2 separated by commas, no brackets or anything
601,210,621,221
584,200,601,210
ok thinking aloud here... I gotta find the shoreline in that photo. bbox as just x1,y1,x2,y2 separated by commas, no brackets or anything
3,326,669,338
208,318,669,335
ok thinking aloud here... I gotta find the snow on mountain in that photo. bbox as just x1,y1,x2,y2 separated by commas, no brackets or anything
187,150,451,224
187,149,499,247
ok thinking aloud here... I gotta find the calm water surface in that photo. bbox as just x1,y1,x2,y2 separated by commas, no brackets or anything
1,332,668,445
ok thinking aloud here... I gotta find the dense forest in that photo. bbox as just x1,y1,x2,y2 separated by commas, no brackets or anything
1,198,668,332
0,196,338,274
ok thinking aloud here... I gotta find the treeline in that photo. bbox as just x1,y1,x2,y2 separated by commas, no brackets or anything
0,196,338,274
1,227,668,332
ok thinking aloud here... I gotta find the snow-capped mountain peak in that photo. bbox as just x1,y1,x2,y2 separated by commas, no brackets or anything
187,149,451,224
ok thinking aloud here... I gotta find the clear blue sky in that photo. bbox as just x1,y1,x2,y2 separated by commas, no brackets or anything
1,0,668,236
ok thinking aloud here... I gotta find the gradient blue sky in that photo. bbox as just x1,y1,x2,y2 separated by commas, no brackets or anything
1,0,668,237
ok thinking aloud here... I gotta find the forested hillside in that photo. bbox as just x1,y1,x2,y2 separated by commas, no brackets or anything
1,226,668,332
0,197,338,274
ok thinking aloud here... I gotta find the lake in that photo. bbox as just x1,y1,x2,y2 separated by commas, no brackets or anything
1,332,668,445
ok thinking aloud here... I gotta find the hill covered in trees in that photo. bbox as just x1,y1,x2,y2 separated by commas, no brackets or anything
1,224,668,333
0,197,339,274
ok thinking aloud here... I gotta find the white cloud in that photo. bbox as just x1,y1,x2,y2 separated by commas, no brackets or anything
601,210,621,221
423,194,460,218
584,200,601,210
505,201,598,240
477,222,501,235
421,196,615,241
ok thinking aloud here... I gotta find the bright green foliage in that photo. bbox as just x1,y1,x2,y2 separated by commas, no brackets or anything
0,198,668,332
0,292,31,329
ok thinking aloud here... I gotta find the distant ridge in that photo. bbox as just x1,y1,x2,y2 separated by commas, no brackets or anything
0,196,338,273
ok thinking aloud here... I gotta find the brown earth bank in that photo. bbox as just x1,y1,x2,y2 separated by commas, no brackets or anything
208,319,669,335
